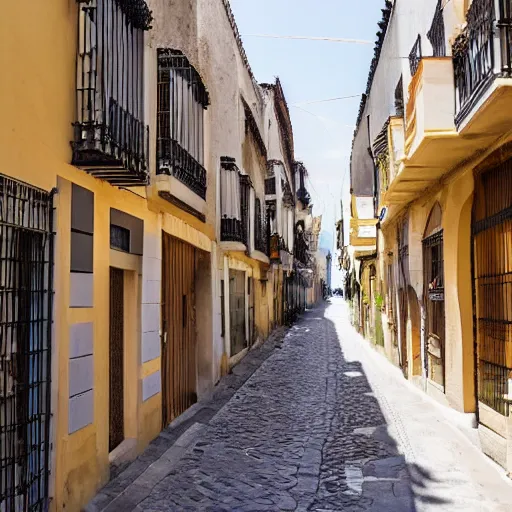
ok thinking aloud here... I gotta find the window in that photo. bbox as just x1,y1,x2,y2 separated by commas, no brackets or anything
73,0,151,183
220,157,243,243
157,49,209,199
110,225,130,252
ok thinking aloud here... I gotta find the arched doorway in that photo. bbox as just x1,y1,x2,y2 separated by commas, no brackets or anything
408,286,422,376
473,158,512,418
398,216,410,376
422,203,445,389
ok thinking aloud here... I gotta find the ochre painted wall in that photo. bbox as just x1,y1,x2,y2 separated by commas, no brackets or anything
0,2,215,510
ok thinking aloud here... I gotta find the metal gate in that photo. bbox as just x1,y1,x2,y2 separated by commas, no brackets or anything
0,176,54,511
423,203,445,388
473,158,512,416
161,234,197,427
398,217,410,376
109,268,124,452
229,270,246,356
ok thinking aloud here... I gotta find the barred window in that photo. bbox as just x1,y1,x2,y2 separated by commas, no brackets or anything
74,0,151,180
157,49,209,198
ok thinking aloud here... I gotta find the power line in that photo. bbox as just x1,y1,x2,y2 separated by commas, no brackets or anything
242,34,372,44
293,94,360,106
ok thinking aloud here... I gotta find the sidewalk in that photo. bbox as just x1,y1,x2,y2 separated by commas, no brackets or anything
86,327,287,511
327,300,512,511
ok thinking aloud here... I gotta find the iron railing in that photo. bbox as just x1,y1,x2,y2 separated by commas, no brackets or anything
409,35,422,76
473,158,512,416
220,157,247,245
265,176,276,195
220,217,244,243
294,231,310,266
453,0,512,126
428,0,446,57
254,199,268,254
157,139,207,199
157,49,209,199
423,229,445,387
240,175,251,247
0,176,54,511
72,0,151,186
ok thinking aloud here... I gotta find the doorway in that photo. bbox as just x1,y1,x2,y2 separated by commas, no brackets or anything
422,203,445,389
109,267,124,452
473,158,512,418
161,234,197,427
229,269,247,355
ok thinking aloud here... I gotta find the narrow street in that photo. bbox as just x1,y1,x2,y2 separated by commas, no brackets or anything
88,300,512,512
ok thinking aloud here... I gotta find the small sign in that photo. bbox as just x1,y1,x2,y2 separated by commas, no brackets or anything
429,290,444,302
356,197,375,220
358,225,376,238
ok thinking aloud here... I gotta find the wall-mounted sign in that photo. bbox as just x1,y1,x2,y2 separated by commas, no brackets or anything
429,290,444,302
379,206,388,222
355,197,374,220
358,225,377,238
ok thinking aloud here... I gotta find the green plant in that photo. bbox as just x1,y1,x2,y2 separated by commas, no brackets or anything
374,293,385,309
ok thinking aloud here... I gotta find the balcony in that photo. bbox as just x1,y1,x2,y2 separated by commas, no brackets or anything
220,159,250,250
453,0,512,132
294,231,310,267
72,0,151,187
72,99,150,186
265,176,276,196
152,48,209,220
221,217,244,244
153,139,208,221
382,57,462,205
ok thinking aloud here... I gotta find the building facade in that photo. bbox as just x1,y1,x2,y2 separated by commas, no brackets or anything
0,1,322,510
346,0,512,472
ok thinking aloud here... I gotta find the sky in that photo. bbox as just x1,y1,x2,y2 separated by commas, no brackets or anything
230,0,384,287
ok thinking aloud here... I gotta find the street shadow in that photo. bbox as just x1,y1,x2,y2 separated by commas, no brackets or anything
291,301,451,511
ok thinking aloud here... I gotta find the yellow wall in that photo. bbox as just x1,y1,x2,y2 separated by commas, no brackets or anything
0,2,215,509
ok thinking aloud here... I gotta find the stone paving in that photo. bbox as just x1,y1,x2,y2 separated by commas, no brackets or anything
87,300,512,511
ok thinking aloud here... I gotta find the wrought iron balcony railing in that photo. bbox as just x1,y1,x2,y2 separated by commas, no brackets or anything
220,162,250,247
221,217,244,243
294,232,310,266
409,35,422,76
157,49,209,199
72,0,151,186
427,0,446,57
265,176,276,195
254,199,269,255
453,0,512,126
157,139,207,199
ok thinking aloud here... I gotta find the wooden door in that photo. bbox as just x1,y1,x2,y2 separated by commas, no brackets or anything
229,270,247,356
109,267,124,452
161,234,197,427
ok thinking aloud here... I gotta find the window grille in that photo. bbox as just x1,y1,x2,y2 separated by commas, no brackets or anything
157,49,209,199
73,0,151,185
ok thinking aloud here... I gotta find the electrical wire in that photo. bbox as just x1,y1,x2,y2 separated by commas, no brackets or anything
293,94,360,106
242,34,372,44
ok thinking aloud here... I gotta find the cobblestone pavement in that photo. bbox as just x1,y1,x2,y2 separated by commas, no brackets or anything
88,300,512,511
